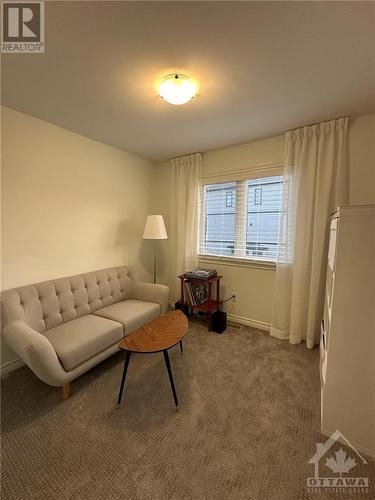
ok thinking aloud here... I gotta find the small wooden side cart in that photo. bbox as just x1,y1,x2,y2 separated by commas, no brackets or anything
177,274,222,330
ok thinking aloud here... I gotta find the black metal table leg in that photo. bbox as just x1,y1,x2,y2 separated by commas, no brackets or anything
117,351,131,404
179,340,183,354
163,349,178,407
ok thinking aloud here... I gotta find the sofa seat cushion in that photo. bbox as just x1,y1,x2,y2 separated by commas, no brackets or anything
44,315,123,371
94,299,160,335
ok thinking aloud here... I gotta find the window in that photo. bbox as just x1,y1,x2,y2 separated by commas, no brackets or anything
202,182,236,256
254,187,262,205
200,175,283,262
225,190,234,207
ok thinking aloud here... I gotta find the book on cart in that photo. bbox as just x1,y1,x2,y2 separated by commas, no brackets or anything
190,281,208,305
184,282,195,306
183,280,209,306
183,268,217,280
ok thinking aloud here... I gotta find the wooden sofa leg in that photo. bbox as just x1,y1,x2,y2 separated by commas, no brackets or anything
63,382,70,400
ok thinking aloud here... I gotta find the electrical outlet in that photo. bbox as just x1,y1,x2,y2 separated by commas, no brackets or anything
232,292,237,302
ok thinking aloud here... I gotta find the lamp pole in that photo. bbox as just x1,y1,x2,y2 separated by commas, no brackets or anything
153,240,157,284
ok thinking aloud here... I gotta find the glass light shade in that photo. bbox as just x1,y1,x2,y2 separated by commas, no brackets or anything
159,74,197,105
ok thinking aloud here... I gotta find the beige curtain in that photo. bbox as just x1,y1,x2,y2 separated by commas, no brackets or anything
169,153,202,302
270,118,349,348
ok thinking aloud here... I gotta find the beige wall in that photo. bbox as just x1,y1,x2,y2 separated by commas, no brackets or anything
153,134,284,328
1,109,373,367
202,134,285,178
349,113,375,204
1,107,155,367
153,113,375,329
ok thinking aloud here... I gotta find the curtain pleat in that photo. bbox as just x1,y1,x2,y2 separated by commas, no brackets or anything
169,153,202,303
270,118,349,348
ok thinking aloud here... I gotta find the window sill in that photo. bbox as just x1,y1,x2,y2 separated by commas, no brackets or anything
198,254,277,271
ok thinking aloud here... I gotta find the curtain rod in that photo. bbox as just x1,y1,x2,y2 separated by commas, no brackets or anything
289,115,349,132
171,115,350,160
171,151,201,160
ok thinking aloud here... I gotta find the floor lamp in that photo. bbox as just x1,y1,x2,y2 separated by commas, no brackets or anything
143,215,168,284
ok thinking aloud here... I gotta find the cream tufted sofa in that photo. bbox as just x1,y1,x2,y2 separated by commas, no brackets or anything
1,266,169,399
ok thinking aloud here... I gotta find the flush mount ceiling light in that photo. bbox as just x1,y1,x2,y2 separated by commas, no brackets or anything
159,74,197,105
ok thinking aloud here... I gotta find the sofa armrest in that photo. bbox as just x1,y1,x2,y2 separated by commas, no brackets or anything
130,281,169,314
2,321,69,387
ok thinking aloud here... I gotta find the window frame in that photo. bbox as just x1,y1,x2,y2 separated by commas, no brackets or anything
198,164,283,270
225,190,234,207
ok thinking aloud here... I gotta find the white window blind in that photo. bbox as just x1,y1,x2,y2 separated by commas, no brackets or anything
200,175,283,261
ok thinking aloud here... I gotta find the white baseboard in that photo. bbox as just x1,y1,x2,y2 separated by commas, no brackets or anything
321,426,375,459
1,357,24,377
227,313,270,332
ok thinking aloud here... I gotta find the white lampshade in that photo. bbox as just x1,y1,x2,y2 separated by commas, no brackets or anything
143,215,168,240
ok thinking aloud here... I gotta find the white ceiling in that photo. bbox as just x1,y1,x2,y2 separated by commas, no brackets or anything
2,1,375,162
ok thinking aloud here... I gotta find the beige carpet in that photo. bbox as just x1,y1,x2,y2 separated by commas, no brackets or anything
1,320,373,499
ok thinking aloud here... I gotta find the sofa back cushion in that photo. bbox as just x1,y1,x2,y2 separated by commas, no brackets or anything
1,266,132,333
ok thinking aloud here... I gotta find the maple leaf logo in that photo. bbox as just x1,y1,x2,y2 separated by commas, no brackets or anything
325,448,357,476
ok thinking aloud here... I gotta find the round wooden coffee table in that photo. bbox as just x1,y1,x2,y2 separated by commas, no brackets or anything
117,310,188,407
